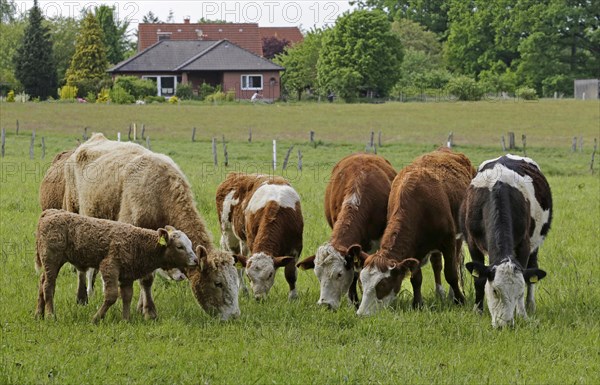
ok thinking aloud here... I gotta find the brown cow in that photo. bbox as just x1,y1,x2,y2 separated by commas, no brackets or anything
357,148,476,315
216,173,303,300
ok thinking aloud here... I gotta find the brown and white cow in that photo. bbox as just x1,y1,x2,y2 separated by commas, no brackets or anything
357,148,476,316
216,173,303,300
461,155,552,328
297,153,398,309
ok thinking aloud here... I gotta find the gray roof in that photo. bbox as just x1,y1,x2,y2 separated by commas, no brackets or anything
109,40,284,73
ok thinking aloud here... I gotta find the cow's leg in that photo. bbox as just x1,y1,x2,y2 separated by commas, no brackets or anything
284,259,298,300
430,252,445,299
238,243,250,296
86,268,98,300
139,273,157,320
410,268,423,309
347,272,359,308
92,263,119,323
526,250,539,314
76,269,88,305
466,240,486,313
36,272,46,318
442,241,465,305
43,262,64,318
120,281,134,321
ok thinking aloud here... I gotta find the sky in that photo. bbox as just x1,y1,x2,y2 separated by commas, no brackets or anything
18,1,355,30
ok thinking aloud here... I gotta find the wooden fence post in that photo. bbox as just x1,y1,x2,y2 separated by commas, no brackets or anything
447,132,454,148
272,140,277,171
41,137,46,159
370,131,374,148
146,136,151,150
1,128,5,157
128,124,132,141
310,131,315,146
572,137,577,152
117,132,121,142
590,138,597,174
522,134,527,156
283,145,294,170
297,149,303,171
222,135,228,167
508,132,515,150
141,124,145,140
501,136,506,151
248,127,252,143
212,138,217,166
192,127,196,142
16,119,19,136
29,130,35,160
133,123,137,141
83,126,88,141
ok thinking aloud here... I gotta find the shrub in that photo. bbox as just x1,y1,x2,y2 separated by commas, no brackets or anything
59,85,78,100
199,82,215,100
7,90,15,102
85,91,97,103
109,85,134,104
143,95,166,104
176,84,194,100
445,76,484,101
168,95,179,104
114,76,156,99
225,89,236,102
205,91,225,103
97,88,110,103
515,86,538,100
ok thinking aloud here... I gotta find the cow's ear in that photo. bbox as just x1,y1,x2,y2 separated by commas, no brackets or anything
195,245,208,259
390,258,419,277
466,261,490,279
347,244,369,269
296,255,315,270
523,268,547,283
233,254,248,268
274,256,295,268
157,228,169,246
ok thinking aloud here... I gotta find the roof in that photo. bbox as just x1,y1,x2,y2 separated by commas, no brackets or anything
259,27,304,45
108,40,284,73
138,23,262,55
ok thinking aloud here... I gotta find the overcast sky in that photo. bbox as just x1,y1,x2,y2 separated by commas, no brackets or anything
19,1,354,30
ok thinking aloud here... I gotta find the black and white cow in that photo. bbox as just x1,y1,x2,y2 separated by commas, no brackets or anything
461,154,552,328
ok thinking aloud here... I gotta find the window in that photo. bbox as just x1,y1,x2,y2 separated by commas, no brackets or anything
241,75,263,90
157,32,171,42
142,75,178,97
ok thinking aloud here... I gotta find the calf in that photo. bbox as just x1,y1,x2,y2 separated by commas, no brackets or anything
35,209,198,323
216,173,303,300
357,148,475,315
461,155,552,328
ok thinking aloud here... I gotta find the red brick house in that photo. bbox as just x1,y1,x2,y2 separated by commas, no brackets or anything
108,40,284,100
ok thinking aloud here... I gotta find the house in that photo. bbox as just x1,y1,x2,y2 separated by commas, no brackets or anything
108,39,284,100
138,18,304,56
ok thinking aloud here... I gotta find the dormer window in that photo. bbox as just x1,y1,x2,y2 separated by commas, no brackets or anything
158,32,172,41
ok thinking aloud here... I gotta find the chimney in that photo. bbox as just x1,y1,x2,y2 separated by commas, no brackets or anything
183,16,190,24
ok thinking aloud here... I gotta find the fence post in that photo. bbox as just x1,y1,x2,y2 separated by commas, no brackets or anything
83,126,88,141
212,137,218,166
146,136,151,150
133,123,137,141
591,138,597,174
248,127,252,143
522,134,527,156
128,124,132,141
222,135,228,167
501,136,506,151
141,124,145,140
572,137,577,152
310,131,315,147
1,128,5,157
192,127,196,142
370,131,374,148
29,130,35,160
378,130,382,147
297,149,303,171
447,132,454,149
508,132,515,150
272,140,277,171
41,137,46,159
16,119,19,136
283,145,294,170
117,132,121,142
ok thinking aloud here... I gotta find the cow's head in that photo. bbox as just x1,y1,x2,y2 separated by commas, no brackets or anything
466,259,546,328
357,255,419,316
298,243,367,310
190,246,240,321
236,252,293,300
158,226,198,268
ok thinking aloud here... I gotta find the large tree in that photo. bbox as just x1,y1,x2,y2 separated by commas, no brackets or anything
66,12,108,96
262,36,291,59
0,0,24,92
274,28,325,100
48,16,79,86
95,5,129,65
317,10,403,101
13,0,57,98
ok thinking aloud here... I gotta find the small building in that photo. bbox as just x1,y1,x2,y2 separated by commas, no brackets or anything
574,79,600,100
108,39,284,101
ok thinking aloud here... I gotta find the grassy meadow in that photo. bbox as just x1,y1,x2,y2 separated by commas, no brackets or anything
0,100,599,384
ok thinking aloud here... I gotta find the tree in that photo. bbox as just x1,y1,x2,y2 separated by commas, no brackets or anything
262,36,291,59
47,16,79,85
274,28,325,100
13,0,57,99
166,9,175,23
95,5,129,65
66,12,108,96
142,11,160,23
317,10,403,101
0,11,24,92
1,0,17,23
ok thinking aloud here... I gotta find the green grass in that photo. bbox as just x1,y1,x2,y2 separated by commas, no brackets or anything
1,101,599,384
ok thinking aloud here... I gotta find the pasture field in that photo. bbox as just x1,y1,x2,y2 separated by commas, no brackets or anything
0,100,599,384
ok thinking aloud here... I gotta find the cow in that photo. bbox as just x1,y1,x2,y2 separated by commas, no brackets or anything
357,148,476,316
216,173,303,300
461,154,552,328
297,153,416,310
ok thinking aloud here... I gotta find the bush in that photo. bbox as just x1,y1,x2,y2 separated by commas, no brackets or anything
176,84,194,100
168,95,179,104
143,95,166,104
85,91,96,103
97,88,110,103
445,76,484,101
205,91,225,103
109,85,134,104
198,82,215,100
515,86,538,100
225,89,236,102
59,85,78,100
6,90,15,102
114,76,156,99
68,78,107,98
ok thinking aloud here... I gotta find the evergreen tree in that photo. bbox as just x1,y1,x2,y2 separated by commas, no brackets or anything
95,5,128,65
66,12,108,96
13,0,57,99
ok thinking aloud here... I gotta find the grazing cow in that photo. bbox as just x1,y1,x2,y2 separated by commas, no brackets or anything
357,148,476,316
216,173,303,300
62,134,240,320
296,153,398,309
461,155,552,328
